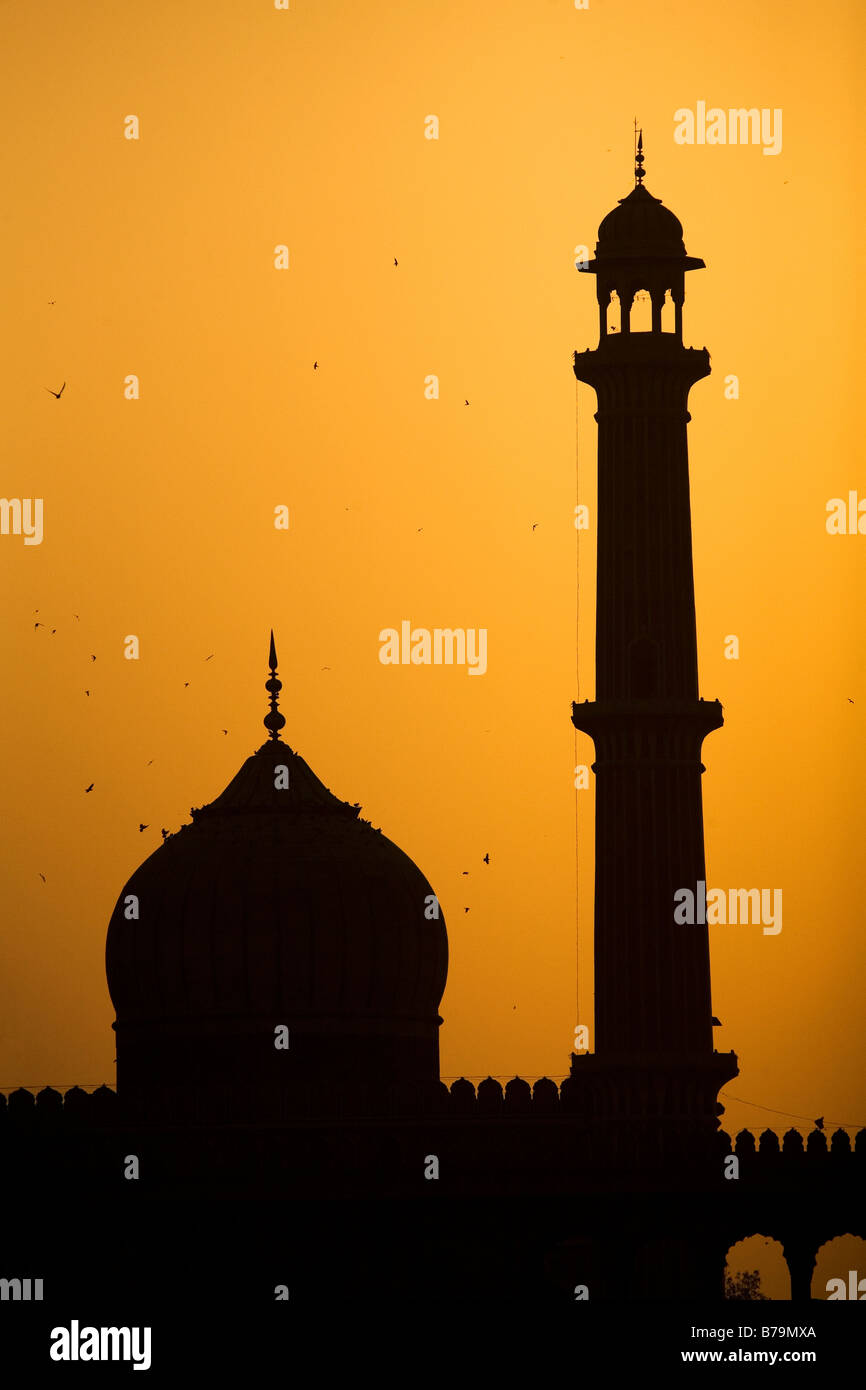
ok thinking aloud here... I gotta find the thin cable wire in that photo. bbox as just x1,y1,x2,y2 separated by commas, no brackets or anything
720,1090,864,1132
574,372,581,1037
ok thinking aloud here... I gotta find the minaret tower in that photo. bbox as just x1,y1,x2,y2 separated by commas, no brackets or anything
571,136,737,1140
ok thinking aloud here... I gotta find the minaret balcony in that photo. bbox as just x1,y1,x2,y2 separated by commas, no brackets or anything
572,696,723,752
575,335,710,388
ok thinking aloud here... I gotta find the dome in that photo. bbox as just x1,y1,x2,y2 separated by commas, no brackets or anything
105,639,448,1110
596,184,686,261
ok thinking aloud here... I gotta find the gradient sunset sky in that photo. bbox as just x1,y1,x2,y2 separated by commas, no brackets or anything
1,0,864,1272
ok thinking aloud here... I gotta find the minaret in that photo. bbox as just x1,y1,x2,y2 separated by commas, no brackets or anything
570,137,737,1139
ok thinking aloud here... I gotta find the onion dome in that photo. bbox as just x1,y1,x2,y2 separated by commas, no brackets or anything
597,183,686,260
105,634,448,1116
591,134,697,267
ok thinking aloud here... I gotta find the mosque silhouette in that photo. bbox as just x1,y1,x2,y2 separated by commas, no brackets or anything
2,147,862,1310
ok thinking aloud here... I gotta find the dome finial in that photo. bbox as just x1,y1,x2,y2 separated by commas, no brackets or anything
635,123,645,186
263,629,286,741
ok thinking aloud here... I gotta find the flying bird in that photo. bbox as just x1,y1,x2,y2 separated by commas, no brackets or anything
48,300,55,306
483,854,490,865
321,666,331,671
139,824,149,833
222,729,228,735
464,399,470,405
313,361,318,370
34,621,44,629
90,654,96,662
531,523,538,531
815,1117,825,1131
461,871,469,876
848,698,854,704
184,682,190,688
45,381,66,399
73,614,80,621
711,1016,721,1027
84,783,94,793
146,759,153,765
393,258,398,266
38,873,46,882
464,907,470,913
84,690,90,697
205,654,214,661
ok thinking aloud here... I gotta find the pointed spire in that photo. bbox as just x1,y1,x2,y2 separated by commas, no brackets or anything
263,629,286,741
635,127,645,186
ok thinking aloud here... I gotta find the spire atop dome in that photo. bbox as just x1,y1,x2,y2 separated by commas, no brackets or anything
263,629,286,741
635,125,645,186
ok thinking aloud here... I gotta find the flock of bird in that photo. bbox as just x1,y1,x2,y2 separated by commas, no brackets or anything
35,607,499,910
34,609,498,895
32,615,233,868
461,853,491,915
44,290,545,530
38,278,849,921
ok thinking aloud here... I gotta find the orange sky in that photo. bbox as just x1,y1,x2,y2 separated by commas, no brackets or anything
1,0,864,1250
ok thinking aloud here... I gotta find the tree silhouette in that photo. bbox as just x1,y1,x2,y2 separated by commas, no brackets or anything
724,1269,769,1300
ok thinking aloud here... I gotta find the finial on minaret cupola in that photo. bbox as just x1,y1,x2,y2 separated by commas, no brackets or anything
635,126,645,186
263,630,286,741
